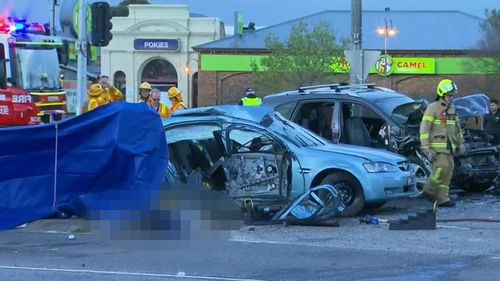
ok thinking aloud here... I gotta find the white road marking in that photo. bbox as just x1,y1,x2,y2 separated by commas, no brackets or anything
0,266,265,281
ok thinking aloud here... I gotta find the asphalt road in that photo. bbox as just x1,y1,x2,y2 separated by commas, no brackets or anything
1,193,500,281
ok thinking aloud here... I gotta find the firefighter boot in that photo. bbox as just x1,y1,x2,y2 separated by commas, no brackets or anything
436,185,455,207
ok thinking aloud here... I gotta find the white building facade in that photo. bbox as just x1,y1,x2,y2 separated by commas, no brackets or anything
101,5,223,106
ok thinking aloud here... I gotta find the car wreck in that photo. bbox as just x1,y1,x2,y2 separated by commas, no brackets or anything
452,94,500,191
163,105,416,218
263,84,499,193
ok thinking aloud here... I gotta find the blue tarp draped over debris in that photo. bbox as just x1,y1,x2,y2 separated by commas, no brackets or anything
0,102,168,230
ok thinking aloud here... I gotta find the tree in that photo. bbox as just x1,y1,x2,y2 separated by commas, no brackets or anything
251,21,347,93
477,9,500,99
111,0,150,17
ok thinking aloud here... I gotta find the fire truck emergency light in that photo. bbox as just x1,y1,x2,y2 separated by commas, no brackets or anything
0,17,46,34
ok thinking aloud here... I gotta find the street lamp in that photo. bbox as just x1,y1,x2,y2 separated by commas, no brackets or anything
184,58,198,107
376,19,397,88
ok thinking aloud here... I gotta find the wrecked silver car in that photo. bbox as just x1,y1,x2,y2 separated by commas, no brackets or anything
163,105,416,217
452,94,500,191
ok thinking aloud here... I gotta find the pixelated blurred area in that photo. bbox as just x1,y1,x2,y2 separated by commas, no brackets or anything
89,179,244,244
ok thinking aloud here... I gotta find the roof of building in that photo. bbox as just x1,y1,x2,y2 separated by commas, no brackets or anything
193,10,484,51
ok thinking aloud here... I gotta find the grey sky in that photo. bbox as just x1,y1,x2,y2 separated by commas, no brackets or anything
1,0,498,27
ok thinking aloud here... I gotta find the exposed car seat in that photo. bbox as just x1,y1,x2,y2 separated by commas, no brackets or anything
344,117,372,147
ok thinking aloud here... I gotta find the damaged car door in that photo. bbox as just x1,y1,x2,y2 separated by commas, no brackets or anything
223,125,291,205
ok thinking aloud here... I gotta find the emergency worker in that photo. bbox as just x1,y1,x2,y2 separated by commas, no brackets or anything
150,88,171,118
485,98,500,145
138,82,152,103
168,86,187,113
86,84,109,112
238,87,262,106
420,79,465,207
99,75,124,102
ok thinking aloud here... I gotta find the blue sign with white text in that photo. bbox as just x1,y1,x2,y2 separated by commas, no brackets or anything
134,39,179,51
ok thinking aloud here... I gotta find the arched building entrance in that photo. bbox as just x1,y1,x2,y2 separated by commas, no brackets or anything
141,58,178,87
141,58,178,105
100,5,223,105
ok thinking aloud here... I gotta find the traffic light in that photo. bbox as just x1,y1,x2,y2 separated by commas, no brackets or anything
90,2,113,47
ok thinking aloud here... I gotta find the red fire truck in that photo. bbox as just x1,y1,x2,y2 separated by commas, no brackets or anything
0,17,67,127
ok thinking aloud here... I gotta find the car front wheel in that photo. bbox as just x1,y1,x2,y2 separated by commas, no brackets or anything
320,172,365,216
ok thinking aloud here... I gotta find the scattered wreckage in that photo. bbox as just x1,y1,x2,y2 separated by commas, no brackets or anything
453,94,500,191
163,105,416,221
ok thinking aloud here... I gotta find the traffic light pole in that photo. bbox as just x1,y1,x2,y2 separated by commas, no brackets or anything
76,0,88,115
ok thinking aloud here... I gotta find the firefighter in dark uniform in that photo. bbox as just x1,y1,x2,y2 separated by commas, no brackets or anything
485,98,500,145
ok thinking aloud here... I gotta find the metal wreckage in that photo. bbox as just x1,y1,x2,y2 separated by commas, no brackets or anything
163,105,405,225
452,94,499,191
395,93,499,192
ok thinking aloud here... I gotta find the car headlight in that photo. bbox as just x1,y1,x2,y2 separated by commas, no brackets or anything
363,162,398,173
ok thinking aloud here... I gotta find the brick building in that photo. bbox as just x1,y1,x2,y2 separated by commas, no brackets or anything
193,10,498,106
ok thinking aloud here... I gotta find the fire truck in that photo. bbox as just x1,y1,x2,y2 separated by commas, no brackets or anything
0,17,67,127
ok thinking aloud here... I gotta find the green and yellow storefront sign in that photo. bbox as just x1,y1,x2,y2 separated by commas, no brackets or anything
200,54,497,75
374,56,436,75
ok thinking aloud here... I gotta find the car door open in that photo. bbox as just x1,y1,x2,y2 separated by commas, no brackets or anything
224,126,291,205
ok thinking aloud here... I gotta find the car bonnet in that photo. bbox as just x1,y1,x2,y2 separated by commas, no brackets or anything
308,143,406,164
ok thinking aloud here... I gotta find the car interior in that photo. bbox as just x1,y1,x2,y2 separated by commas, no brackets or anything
166,125,290,199
294,102,334,141
167,128,227,190
340,102,388,149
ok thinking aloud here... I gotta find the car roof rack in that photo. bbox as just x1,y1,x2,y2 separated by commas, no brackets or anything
297,82,380,93
297,84,341,93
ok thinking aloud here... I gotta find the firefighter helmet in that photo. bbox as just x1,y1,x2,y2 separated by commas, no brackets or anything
168,87,181,98
88,84,104,97
139,82,152,90
436,79,458,97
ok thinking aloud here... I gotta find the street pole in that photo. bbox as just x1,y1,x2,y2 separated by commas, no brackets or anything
383,19,388,88
50,0,56,36
76,0,87,115
350,0,362,84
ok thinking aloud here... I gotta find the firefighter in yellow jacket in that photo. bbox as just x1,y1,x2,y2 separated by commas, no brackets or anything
86,84,109,112
420,79,465,207
99,75,124,102
150,88,171,118
168,86,187,113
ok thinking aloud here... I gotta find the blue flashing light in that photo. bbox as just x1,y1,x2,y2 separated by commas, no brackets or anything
14,23,26,31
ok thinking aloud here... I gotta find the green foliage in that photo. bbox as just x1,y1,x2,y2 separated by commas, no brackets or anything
477,9,500,94
251,21,347,93
111,0,150,17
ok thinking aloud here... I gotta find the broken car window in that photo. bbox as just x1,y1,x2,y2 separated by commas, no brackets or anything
228,128,278,153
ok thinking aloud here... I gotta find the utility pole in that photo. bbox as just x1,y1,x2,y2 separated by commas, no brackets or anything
76,0,88,115
50,0,60,36
349,0,362,84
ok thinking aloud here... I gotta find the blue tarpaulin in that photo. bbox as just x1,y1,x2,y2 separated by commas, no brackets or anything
0,102,168,230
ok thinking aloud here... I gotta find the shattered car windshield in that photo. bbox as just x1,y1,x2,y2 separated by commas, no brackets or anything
260,112,326,147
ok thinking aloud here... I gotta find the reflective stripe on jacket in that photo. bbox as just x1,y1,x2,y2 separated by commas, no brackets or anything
241,96,262,106
419,101,464,153
157,102,171,118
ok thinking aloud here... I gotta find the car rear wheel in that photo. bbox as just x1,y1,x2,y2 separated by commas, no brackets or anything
320,172,365,216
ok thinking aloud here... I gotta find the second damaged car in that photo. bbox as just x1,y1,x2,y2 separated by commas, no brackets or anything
164,105,416,216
